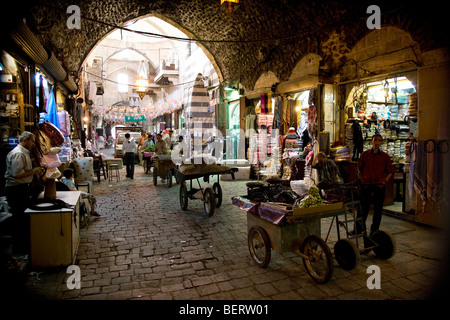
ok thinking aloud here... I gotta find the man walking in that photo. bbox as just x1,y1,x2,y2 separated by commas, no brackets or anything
357,133,395,236
122,132,137,179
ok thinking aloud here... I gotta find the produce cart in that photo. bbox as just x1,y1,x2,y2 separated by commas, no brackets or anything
143,152,154,174
175,166,238,217
152,155,176,187
232,182,396,283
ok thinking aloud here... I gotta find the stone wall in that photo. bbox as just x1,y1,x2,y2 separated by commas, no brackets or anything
5,0,449,93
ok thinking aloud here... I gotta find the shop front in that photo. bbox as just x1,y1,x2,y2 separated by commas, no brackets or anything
341,74,417,211
334,27,450,228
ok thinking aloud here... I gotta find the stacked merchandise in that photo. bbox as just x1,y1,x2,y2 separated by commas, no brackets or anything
397,124,410,139
386,142,394,156
345,122,355,156
256,114,273,129
330,146,351,162
408,92,417,118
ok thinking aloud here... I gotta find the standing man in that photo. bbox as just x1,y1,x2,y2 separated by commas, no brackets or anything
122,132,137,179
357,133,395,236
4,131,45,255
137,130,147,164
164,129,174,150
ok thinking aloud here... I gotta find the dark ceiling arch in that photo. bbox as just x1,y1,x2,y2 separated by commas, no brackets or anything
7,0,449,91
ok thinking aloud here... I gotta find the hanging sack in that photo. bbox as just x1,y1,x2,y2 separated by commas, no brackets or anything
39,121,65,146
36,129,52,155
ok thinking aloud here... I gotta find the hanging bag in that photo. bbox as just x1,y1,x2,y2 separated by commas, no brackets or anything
39,120,65,146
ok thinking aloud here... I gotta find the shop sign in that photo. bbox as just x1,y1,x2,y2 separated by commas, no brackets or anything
125,115,146,122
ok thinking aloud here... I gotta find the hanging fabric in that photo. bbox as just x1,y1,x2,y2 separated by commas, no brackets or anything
44,88,60,129
272,98,280,130
260,93,266,114
308,105,318,139
38,75,45,113
286,100,291,128
267,92,272,114
281,99,287,134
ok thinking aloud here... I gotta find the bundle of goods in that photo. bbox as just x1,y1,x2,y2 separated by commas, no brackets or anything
178,155,230,175
330,145,351,162
284,127,300,149
408,92,417,117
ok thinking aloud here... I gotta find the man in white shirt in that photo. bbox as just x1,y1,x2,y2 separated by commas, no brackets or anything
4,131,45,254
122,133,137,179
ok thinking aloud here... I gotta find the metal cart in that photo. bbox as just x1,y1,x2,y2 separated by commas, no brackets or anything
175,167,238,217
232,183,396,283
152,155,176,187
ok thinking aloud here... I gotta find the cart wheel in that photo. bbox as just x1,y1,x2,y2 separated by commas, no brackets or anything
371,230,396,259
153,167,157,185
248,226,271,268
203,187,215,217
167,169,172,188
334,239,360,270
301,235,334,283
212,182,222,208
179,183,188,210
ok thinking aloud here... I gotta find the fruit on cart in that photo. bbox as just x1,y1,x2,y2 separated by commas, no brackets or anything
298,186,323,208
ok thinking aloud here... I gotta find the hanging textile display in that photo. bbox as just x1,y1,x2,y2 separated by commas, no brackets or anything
38,75,45,113
183,73,214,136
267,92,272,114
272,98,281,130
307,104,318,139
260,93,267,114
44,88,60,129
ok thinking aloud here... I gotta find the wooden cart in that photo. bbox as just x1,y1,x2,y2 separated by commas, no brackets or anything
152,155,176,187
233,194,396,283
175,167,238,217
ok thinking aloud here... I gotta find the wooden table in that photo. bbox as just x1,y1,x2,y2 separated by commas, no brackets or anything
26,191,81,268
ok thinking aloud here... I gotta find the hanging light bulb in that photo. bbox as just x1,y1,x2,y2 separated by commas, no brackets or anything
220,0,239,17
136,60,149,100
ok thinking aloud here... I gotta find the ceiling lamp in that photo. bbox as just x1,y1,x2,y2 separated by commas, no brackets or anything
220,0,239,16
136,60,149,100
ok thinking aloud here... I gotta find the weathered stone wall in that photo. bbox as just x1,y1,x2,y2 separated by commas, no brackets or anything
7,0,449,92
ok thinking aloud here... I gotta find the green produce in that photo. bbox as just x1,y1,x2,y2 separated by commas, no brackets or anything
298,186,323,208
144,144,155,152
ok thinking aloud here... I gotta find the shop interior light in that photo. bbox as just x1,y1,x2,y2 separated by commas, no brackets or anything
224,85,237,91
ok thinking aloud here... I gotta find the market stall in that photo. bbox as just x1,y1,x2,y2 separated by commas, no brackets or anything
343,75,417,207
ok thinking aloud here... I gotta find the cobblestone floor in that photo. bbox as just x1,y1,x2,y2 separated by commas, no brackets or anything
12,155,450,302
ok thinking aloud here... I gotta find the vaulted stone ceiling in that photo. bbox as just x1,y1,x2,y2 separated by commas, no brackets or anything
5,0,449,91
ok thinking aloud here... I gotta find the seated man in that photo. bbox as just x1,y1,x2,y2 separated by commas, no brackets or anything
61,168,100,217
312,151,343,190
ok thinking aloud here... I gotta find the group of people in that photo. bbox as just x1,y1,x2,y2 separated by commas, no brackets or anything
121,129,183,180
